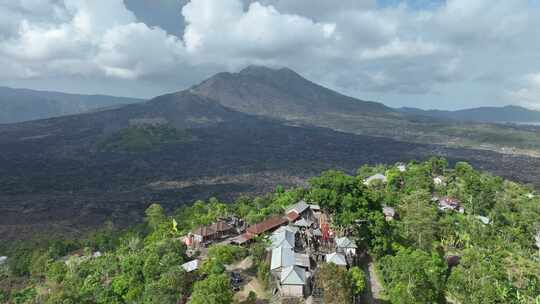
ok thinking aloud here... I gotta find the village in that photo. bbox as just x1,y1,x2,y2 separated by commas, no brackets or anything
2,159,539,304
177,165,478,303
181,200,358,302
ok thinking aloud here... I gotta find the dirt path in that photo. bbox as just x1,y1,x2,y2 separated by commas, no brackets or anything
234,277,270,302
361,257,387,304
368,261,384,302
226,256,253,272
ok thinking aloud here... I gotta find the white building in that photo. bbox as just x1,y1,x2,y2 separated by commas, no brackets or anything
363,173,387,185
336,237,357,256
433,176,445,186
181,259,200,273
382,206,396,221
476,216,490,225
270,228,296,249
325,252,347,267
271,246,296,271
294,218,313,228
280,266,308,297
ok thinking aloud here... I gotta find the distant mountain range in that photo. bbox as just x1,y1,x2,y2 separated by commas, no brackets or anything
2,65,540,239
399,105,540,124
0,86,144,124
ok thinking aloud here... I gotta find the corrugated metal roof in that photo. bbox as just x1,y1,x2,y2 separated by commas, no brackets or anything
294,253,310,268
286,200,310,215
326,252,347,266
286,211,300,221
294,218,313,227
270,229,295,249
308,204,321,211
247,216,287,235
364,173,387,184
280,266,307,285
181,259,200,272
271,246,295,270
230,232,254,244
274,225,299,234
336,237,357,249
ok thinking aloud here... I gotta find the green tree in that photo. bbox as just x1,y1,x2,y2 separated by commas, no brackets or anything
447,249,517,304
189,274,233,304
257,261,270,289
207,244,246,265
145,204,167,230
398,190,439,251
349,266,366,295
378,248,447,304
246,291,257,304
316,263,353,304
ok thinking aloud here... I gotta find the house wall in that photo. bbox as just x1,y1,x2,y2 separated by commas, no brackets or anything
281,284,304,297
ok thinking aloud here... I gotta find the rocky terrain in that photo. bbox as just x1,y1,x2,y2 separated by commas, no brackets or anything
1,66,540,240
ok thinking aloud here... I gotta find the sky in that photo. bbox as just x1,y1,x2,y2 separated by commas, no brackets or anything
0,0,539,110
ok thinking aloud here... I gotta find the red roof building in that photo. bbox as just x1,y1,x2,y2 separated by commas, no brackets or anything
246,216,288,235
286,211,300,222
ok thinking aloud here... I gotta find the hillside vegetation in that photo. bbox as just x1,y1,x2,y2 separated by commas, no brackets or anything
1,158,539,303
97,125,194,152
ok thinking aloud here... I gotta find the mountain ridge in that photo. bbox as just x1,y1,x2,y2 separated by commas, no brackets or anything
191,65,397,120
0,86,144,124
399,104,540,124
2,66,540,240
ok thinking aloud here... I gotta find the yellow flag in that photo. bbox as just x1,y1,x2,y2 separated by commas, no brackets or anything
172,218,178,233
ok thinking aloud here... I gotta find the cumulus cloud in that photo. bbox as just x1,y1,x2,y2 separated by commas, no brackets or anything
0,0,539,108
508,73,540,110
182,0,336,66
0,0,186,81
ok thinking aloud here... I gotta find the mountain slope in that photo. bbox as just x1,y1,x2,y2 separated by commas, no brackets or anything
0,86,144,123
191,65,399,119
2,68,540,239
399,105,540,124
190,66,540,153
0,91,245,147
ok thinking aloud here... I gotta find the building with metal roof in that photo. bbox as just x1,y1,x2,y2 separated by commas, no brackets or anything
270,229,296,249
246,216,288,235
294,253,310,268
294,218,313,228
271,246,296,271
325,252,347,266
280,266,308,297
181,259,200,273
336,236,357,256
363,173,387,185
286,200,310,215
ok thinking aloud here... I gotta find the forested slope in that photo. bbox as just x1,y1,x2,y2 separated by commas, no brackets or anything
1,158,538,303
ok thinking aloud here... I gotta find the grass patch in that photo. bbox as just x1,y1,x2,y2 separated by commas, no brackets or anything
97,124,193,152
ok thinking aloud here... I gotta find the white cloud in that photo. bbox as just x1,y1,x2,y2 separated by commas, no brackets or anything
182,0,336,65
96,23,186,79
358,38,442,60
0,0,538,108
508,73,540,109
0,0,187,81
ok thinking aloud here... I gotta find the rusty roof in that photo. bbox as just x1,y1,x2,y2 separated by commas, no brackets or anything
286,211,300,222
209,220,233,232
247,216,288,235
